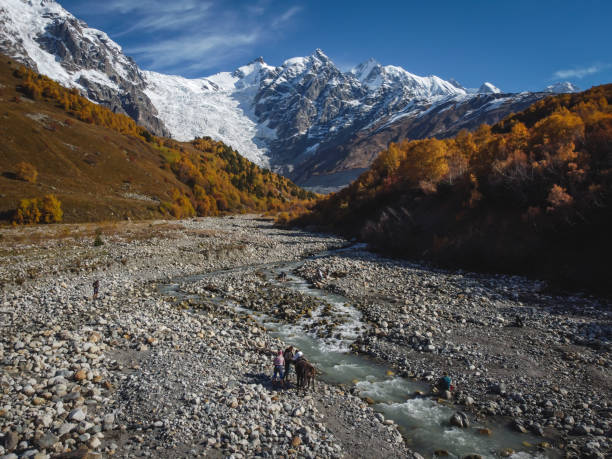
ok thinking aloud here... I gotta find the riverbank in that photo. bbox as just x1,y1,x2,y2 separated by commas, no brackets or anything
0,216,610,458
0,217,410,458
295,247,612,458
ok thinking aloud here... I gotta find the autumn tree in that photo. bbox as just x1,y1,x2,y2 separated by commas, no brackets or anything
14,198,41,224
40,194,63,223
16,162,38,183
397,138,449,186
547,184,573,210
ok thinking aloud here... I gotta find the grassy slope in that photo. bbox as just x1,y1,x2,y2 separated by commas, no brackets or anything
0,57,192,222
0,56,310,223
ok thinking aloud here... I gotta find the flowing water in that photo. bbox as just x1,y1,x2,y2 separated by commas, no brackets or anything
161,246,558,459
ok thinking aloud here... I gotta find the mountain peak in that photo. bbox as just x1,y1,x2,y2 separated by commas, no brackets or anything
232,57,272,81
351,58,382,84
477,82,502,94
448,78,465,90
544,81,580,93
313,48,330,61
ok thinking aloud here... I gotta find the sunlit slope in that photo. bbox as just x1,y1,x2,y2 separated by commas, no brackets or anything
0,56,313,223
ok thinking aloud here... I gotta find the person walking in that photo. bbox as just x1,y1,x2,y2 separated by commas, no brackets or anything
92,280,100,300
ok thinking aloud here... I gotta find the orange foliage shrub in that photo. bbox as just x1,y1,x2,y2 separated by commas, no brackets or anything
40,194,63,223
13,194,62,224
14,198,41,224
275,212,291,225
160,189,196,219
16,161,38,183
546,184,573,210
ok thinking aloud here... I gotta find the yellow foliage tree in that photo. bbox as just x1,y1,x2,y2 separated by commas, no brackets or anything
40,194,63,223
16,162,38,183
14,198,41,224
13,195,63,224
397,138,449,186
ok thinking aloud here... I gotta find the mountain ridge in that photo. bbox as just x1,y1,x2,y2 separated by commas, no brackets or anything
0,0,581,189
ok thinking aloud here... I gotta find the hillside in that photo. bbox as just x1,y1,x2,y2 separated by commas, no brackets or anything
0,55,313,224
294,85,612,292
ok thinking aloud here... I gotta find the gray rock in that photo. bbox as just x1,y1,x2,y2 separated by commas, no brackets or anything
103,414,115,426
69,408,86,422
3,432,19,452
571,424,591,435
58,423,76,436
449,411,470,428
490,382,507,395
35,433,58,449
512,421,527,434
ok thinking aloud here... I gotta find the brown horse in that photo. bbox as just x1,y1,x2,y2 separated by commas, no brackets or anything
295,359,316,391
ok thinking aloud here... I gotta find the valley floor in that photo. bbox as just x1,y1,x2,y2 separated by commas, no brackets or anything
0,216,610,458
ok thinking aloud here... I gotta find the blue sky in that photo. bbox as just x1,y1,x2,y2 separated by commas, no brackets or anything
61,0,612,93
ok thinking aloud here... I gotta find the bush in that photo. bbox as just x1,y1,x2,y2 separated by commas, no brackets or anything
12,194,63,225
94,234,104,246
14,198,41,224
275,212,291,226
40,194,63,223
159,189,196,219
15,162,38,183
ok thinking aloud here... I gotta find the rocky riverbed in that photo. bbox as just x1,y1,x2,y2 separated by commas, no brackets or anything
0,217,410,459
296,248,612,458
0,216,610,458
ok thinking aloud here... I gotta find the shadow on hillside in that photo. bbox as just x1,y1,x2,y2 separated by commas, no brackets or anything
1,172,17,180
0,209,14,220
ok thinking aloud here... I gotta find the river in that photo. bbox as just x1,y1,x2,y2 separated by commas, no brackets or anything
161,245,557,459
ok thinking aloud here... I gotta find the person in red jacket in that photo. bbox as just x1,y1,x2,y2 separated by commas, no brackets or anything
272,350,285,387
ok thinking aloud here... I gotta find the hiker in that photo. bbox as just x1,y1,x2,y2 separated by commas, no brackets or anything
435,372,452,393
272,350,285,387
92,280,100,300
283,346,295,384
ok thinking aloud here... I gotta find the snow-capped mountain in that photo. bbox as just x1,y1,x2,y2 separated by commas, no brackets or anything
477,82,502,94
0,0,578,189
143,58,277,167
544,82,580,93
143,48,538,186
0,0,167,135
350,58,463,97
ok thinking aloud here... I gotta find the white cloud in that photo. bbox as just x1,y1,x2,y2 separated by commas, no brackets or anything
553,64,608,80
91,0,207,16
272,6,302,27
129,33,260,70
100,1,212,36
78,0,304,75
